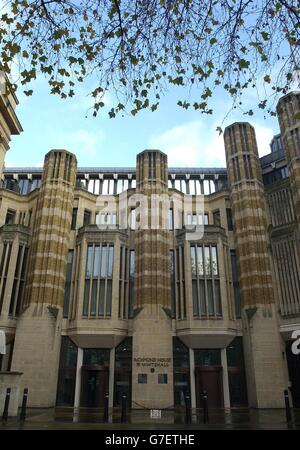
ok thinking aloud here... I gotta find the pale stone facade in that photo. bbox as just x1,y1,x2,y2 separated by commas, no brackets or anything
0,86,300,412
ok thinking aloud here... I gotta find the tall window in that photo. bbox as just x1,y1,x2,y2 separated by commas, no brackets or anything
170,250,176,318
0,243,12,315
176,246,187,319
191,244,222,318
83,243,114,318
83,209,91,226
230,250,241,318
226,208,233,231
71,208,77,230
213,209,221,226
5,209,16,225
63,250,74,318
9,245,28,316
187,213,209,226
118,248,135,319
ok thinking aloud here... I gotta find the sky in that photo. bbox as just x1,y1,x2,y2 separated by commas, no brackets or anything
7,73,281,169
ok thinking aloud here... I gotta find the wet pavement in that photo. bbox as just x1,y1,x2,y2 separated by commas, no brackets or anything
1,407,300,430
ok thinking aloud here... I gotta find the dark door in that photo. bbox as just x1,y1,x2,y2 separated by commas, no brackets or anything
286,341,300,408
195,367,223,408
80,367,109,407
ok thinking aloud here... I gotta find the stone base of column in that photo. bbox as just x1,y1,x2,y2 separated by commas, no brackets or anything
131,305,174,409
242,304,286,408
10,303,62,407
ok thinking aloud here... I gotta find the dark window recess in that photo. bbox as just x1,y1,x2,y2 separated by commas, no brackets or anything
158,374,168,384
114,337,132,407
138,374,147,384
213,210,221,227
56,337,78,406
226,208,233,231
9,246,28,317
173,337,190,407
83,209,91,226
226,337,248,407
71,208,78,230
83,348,110,366
263,166,289,186
194,349,221,367
230,250,241,319
5,209,16,225
63,250,74,318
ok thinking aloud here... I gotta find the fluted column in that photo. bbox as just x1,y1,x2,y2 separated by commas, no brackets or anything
277,91,300,222
224,123,285,408
11,150,77,407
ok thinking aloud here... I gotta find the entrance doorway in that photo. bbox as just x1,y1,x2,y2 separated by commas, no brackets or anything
80,367,109,407
194,349,223,408
195,367,224,408
286,340,300,408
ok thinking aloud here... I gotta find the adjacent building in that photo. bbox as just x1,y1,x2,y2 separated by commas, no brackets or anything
0,86,300,411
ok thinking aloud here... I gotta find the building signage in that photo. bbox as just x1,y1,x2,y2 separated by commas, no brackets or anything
134,357,171,368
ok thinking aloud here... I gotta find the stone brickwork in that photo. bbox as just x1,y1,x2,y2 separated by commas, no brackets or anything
224,123,286,407
10,150,77,407
277,92,300,222
132,150,173,408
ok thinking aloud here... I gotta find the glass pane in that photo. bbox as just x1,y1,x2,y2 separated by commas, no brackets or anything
93,245,100,277
83,280,90,316
117,179,123,194
194,349,221,366
175,180,181,190
131,179,136,188
94,179,100,195
98,280,105,316
189,180,195,195
204,246,211,276
90,279,97,315
102,179,108,194
204,214,209,225
168,180,172,189
181,180,186,194
88,179,94,193
204,179,210,195
200,279,206,316
108,245,114,277
197,246,204,276
211,246,218,276
215,280,222,316
190,245,196,277
101,245,107,278
207,280,214,315
108,179,114,195
130,209,136,230
210,180,215,193
130,250,135,275
192,280,199,317
195,180,201,195
124,179,128,191
86,245,93,277
106,279,112,316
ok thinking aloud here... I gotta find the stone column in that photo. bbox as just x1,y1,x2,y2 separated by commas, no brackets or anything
11,150,77,407
224,123,285,408
132,150,174,409
277,92,300,222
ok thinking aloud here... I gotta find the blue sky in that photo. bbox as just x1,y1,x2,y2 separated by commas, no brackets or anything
7,74,280,169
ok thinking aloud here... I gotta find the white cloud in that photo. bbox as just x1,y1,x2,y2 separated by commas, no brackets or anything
149,120,226,167
49,129,105,159
251,122,274,157
149,118,274,167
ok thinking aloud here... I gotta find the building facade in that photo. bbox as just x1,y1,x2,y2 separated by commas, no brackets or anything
0,88,300,411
